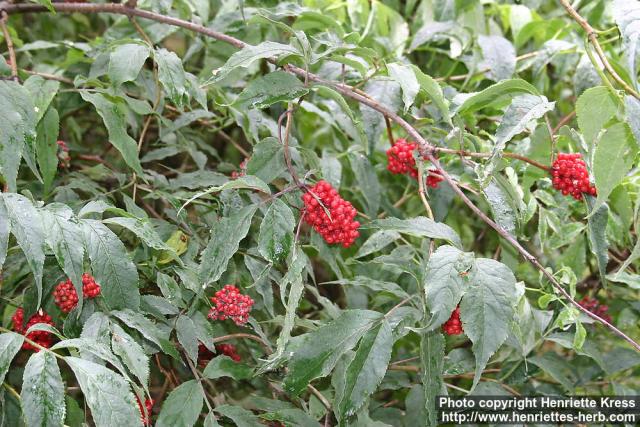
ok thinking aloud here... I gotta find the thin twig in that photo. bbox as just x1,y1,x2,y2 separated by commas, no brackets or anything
278,106,302,187
22,69,73,84
384,116,395,146
0,10,18,81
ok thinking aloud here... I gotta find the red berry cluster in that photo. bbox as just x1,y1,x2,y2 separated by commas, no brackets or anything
301,181,360,248
208,285,254,325
231,158,249,179
386,139,443,188
56,140,71,168
53,273,101,313
442,306,463,335
551,153,597,200
578,296,611,323
136,396,154,426
216,343,241,362
12,308,54,351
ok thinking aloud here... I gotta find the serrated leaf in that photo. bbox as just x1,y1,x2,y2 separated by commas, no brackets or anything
337,320,394,419
0,332,24,384
111,309,164,348
42,203,85,311
236,71,308,109
366,217,461,247
460,258,518,390
0,198,10,269
354,230,401,259
65,356,143,427
81,219,140,310
258,199,294,263
613,0,640,90
494,95,554,154
283,310,381,395
21,351,65,427
424,245,474,329
199,205,257,286
455,79,539,115
109,43,150,87
35,107,59,194
591,123,637,214
244,138,285,184
111,323,149,388
0,81,38,191
625,95,640,142
155,48,188,108
576,86,620,145
24,76,59,124
478,35,516,82
203,356,253,380
411,66,451,124
387,63,419,112
212,42,302,82
359,79,402,154
103,217,172,252
586,197,609,284
176,315,199,365
482,178,517,235
180,176,270,213
79,91,144,175
421,330,444,427
315,86,367,146
350,153,381,217
215,405,263,427
156,380,204,427
2,193,45,305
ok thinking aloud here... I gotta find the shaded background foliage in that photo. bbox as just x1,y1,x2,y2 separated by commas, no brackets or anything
0,0,640,426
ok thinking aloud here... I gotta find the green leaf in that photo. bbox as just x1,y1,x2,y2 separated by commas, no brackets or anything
258,199,295,263
2,193,45,304
21,351,65,427
155,48,188,108
0,198,9,268
354,230,401,259
81,219,140,310
424,245,474,329
245,137,286,184
350,153,381,217
460,258,518,390
314,86,367,146
359,79,402,154
387,63,419,112
35,107,59,194
624,96,640,142
180,176,270,213
156,380,204,427
111,323,149,388
109,43,151,87
585,197,609,283
79,91,144,175
29,0,55,13
420,331,445,427
366,217,461,247
203,356,253,380
283,310,381,395
528,352,576,392
65,356,143,427
576,86,620,145
494,95,554,156
411,66,451,124
103,217,172,252
591,122,637,214
215,405,263,427
24,76,59,123
478,35,516,82
0,332,24,384
176,315,199,365
336,319,394,419
111,309,165,348
212,42,302,82
0,81,38,191
455,79,539,115
199,205,258,286
42,203,85,311
613,0,640,90
236,71,308,109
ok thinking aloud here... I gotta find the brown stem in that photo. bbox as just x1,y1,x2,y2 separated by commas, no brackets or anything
4,0,638,352
434,148,550,171
0,10,18,81
22,69,73,84
384,115,395,146
278,106,301,187
559,0,640,100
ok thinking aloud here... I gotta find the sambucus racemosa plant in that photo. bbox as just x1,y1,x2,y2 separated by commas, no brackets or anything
0,0,639,426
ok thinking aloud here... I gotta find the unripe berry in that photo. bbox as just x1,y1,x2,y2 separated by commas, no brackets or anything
208,285,254,326
301,181,360,248
551,153,596,200
442,306,463,335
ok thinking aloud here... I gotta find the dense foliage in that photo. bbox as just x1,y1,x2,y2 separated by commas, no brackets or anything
1,0,640,426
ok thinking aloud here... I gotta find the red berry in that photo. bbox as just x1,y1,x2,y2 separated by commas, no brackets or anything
136,396,154,426
301,181,360,248
231,157,249,179
12,308,55,351
578,296,611,323
53,274,101,313
551,153,596,200
56,140,71,168
207,285,254,326
442,306,463,335
215,343,241,362
386,139,443,188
